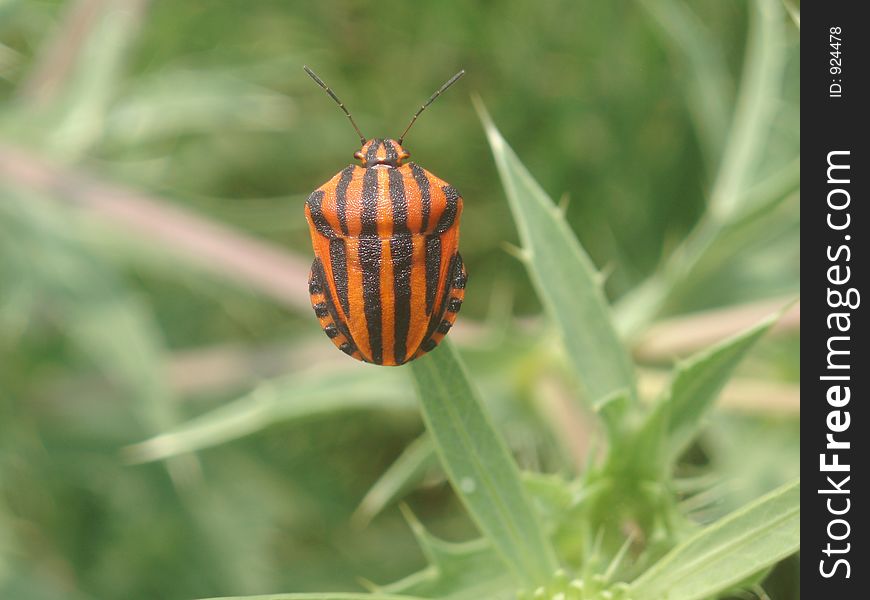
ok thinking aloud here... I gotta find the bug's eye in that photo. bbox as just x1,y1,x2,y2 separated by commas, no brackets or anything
353,151,364,161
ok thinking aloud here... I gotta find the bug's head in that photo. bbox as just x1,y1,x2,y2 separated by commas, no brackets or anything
354,139,410,168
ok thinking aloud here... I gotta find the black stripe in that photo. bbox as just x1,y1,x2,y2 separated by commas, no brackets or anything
389,169,409,235
442,253,461,315
360,168,379,236
391,236,412,363
384,140,398,164
434,185,460,234
410,163,431,232
308,278,322,295
312,258,357,348
424,235,441,314
306,190,336,239
453,253,466,288
329,238,350,317
335,166,354,236
365,138,382,165
389,169,412,363
419,252,461,351
359,237,383,364
359,166,382,363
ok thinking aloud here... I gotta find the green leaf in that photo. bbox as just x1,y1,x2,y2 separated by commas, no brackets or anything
378,507,514,600
351,434,437,528
43,0,149,158
708,0,786,220
409,341,558,586
628,479,800,600
648,308,782,462
731,157,800,226
640,0,731,165
614,0,788,335
521,472,580,540
476,99,637,407
595,390,633,442
783,0,800,28
126,368,414,463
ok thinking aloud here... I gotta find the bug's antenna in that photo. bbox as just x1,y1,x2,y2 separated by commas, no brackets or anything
398,70,465,145
304,65,366,145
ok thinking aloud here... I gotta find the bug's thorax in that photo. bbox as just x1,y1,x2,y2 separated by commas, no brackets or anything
354,138,410,168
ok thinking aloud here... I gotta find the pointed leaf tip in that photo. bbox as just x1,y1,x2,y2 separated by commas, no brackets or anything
477,107,637,407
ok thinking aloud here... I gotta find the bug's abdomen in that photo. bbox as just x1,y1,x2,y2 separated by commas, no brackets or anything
305,164,463,365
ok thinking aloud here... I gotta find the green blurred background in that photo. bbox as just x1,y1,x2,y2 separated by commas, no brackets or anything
1,1,799,598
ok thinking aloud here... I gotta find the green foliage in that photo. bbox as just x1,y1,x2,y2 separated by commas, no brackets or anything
459,119,795,594
127,367,414,463
378,507,513,599
645,310,782,463
409,341,558,586
615,0,795,335
351,434,436,528
629,480,800,600
476,100,637,408
1,0,799,599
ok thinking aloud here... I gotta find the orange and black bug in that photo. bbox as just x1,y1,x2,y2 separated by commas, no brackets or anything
303,66,467,366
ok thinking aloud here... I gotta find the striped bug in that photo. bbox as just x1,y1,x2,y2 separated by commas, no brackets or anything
303,66,467,365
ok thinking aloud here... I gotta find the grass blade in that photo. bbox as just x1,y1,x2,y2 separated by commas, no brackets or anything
476,99,636,406
628,479,800,600
640,0,731,165
709,0,786,220
615,0,788,335
409,341,558,586
379,507,514,599
351,434,436,528
647,307,783,461
126,368,414,463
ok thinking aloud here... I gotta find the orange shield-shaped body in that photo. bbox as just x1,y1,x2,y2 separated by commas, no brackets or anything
305,138,466,365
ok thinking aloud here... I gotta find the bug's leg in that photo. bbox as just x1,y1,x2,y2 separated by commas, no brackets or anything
413,253,466,360
309,261,366,362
